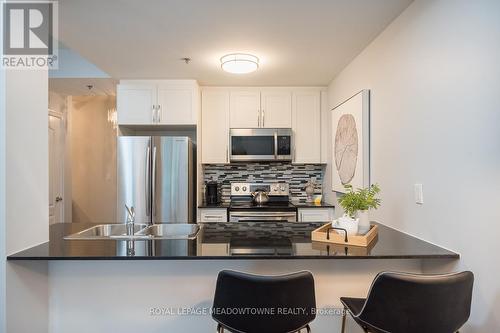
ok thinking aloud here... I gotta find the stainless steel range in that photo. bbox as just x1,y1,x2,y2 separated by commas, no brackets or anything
229,182,297,222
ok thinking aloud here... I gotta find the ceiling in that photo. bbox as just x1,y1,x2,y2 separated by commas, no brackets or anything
49,78,118,96
58,0,413,86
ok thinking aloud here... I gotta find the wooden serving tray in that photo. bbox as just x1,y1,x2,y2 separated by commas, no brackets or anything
311,241,375,256
311,223,378,247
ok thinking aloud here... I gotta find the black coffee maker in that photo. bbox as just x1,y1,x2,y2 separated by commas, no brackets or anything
205,181,219,204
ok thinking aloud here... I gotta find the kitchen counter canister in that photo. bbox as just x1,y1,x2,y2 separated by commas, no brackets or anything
7,222,458,260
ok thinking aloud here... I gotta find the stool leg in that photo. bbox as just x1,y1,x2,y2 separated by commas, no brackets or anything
341,306,347,333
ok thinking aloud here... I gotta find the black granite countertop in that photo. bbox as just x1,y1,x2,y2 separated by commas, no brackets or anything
7,222,458,260
198,202,334,209
197,203,230,209
291,201,335,208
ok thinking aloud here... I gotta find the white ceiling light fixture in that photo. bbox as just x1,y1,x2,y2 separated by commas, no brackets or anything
220,53,259,74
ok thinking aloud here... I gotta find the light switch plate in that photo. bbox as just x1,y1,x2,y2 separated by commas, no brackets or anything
414,184,424,204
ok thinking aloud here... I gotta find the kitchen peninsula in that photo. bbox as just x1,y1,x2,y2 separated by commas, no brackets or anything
8,222,458,260
7,221,459,332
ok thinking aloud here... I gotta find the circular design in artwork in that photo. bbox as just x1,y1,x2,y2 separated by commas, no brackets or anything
334,114,358,185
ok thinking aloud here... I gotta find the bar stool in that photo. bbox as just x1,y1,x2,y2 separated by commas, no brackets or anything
212,270,316,333
340,271,474,333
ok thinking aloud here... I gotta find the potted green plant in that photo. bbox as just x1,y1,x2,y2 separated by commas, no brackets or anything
338,184,381,234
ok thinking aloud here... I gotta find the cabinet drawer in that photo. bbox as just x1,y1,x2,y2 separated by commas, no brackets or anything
200,209,228,222
298,208,333,222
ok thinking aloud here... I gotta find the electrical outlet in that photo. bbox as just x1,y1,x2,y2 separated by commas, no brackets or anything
414,184,424,204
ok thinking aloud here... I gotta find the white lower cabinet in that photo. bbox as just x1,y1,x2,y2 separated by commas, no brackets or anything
199,243,230,256
199,208,228,222
297,208,334,222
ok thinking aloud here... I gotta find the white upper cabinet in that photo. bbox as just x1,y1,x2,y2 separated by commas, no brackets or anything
229,90,260,128
201,90,230,164
292,91,321,163
157,82,198,125
229,90,292,128
117,84,157,125
117,80,199,126
260,90,292,128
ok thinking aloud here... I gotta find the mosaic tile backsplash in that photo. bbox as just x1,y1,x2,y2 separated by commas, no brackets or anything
203,163,325,203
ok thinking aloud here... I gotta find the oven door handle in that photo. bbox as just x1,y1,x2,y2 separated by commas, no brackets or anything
230,212,297,218
232,217,295,222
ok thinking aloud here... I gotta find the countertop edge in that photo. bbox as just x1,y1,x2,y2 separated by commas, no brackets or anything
7,254,460,261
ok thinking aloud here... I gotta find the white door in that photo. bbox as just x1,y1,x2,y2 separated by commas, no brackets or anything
229,90,260,128
49,113,64,224
260,90,292,128
117,84,157,125
157,84,195,125
201,90,230,163
292,91,321,163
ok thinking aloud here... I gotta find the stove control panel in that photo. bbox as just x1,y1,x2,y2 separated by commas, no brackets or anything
231,182,289,196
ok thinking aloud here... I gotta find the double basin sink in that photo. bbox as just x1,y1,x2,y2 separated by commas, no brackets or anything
64,223,200,241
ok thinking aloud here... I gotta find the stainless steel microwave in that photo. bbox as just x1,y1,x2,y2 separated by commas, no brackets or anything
229,128,293,162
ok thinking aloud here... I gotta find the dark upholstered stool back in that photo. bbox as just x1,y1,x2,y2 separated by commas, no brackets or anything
358,271,474,333
212,270,316,333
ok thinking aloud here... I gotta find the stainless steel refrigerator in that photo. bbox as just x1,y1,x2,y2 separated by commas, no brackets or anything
117,136,194,224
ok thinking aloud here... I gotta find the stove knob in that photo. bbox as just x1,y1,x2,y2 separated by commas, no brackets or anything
234,186,240,192
242,186,247,192
280,185,286,192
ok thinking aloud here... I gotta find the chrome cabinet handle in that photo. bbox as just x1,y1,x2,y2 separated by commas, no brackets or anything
157,105,161,123
257,109,261,127
152,105,156,123
262,109,265,127
55,196,63,202
203,216,223,220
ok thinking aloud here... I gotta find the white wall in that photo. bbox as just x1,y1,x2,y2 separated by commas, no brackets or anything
70,95,116,223
325,0,500,331
0,4,6,329
5,69,49,332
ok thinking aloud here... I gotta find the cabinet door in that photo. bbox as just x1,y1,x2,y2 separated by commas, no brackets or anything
200,209,228,222
292,91,321,163
261,90,292,128
117,84,156,125
202,90,230,163
157,84,196,125
298,208,333,222
229,90,260,128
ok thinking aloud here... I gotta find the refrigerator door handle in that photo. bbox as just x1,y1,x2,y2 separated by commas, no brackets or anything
152,145,157,219
145,146,151,217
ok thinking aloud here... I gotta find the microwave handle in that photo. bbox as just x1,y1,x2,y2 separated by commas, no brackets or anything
274,132,278,160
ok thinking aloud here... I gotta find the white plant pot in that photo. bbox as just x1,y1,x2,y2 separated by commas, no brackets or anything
357,210,370,234
335,214,359,236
